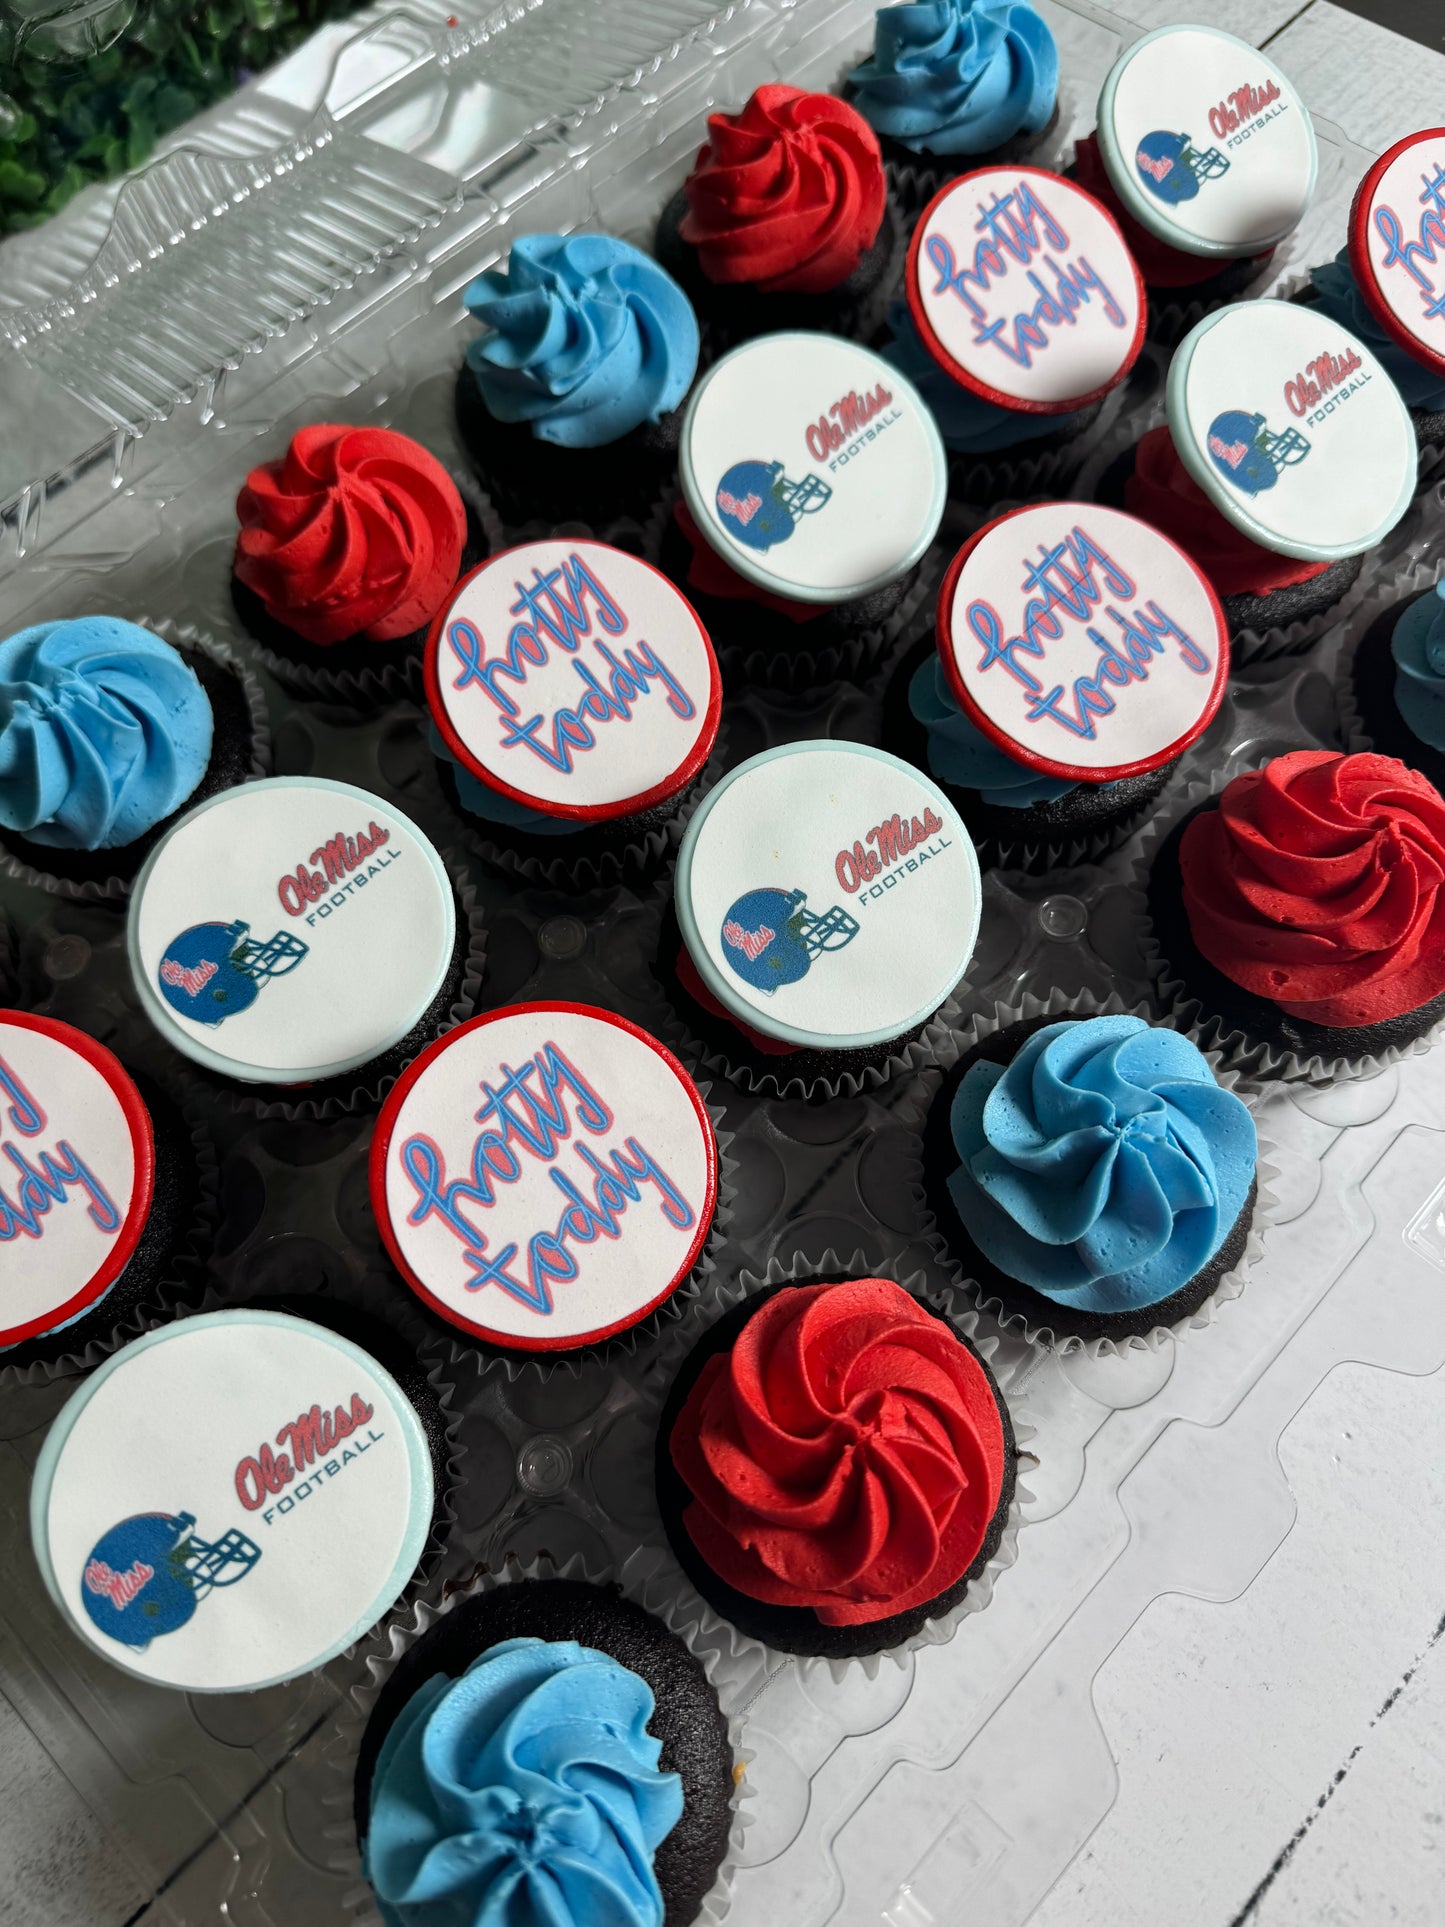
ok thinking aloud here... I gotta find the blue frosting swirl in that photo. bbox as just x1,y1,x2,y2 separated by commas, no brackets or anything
883,304,1086,453
464,235,700,450
1392,579,1445,753
850,0,1058,157
1308,249,1445,411
947,1015,1256,1313
909,655,1072,806
364,1636,684,1927
0,617,213,851
431,724,578,838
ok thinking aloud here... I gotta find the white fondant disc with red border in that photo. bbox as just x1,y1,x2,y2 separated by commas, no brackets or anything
0,1012,153,1349
127,778,456,1086
371,1004,716,1351
425,541,721,822
938,504,1228,783
678,331,946,604
1096,25,1316,258
30,1309,432,1691
1166,302,1416,561
675,742,981,1051
906,166,1144,414
1349,128,1445,377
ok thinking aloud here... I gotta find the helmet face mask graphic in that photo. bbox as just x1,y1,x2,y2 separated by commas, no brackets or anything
1134,129,1230,205
156,920,309,1026
719,886,860,992
714,459,833,552
80,1511,262,1650
1205,409,1311,495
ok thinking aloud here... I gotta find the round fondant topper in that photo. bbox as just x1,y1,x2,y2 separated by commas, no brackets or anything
426,542,721,822
1349,127,1445,378
372,1003,716,1351
1096,25,1316,258
938,504,1228,784
675,742,981,1051
0,1012,153,1349
678,331,946,604
127,778,456,1086
906,166,1145,414
1166,302,1416,561
30,1309,432,1692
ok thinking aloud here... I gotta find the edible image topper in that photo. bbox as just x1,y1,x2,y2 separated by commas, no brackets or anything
127,778,455,1085
30,1310,431,1691
679,332,946,604
426,542,721,822
1097,25,1315,257
1350,128,1445,378
372,1004,716,1351
1168,302,1416,561
0,1013,152,1348
906,166,1144,413
676,743,981,1051
940,505,1227,783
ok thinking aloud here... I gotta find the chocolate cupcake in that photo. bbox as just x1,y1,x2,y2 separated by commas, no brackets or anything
881,501,1227,872
457,234,700,528
656,1274,1016,1660
1346,578,1445,794
655,84,904,349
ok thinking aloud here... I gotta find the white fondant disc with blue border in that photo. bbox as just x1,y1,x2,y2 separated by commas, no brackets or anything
939,504,1229,784
0,1011,152,1349
678,332,946,603
675,742,981,1051
372,1003,717,1351
1166,302,1416,561
127,778,455,1085
906,166,1145,412
426,541,721,822
1349,127,1445,378
1097,25,1316,257
30,1309,433,1691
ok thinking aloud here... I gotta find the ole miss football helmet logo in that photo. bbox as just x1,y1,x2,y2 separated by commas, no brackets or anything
81,1511,261,1651
714,459,832,552
1134,130,1229,205
720,886,859,992
157,920,308,1026
1205,409,1310,496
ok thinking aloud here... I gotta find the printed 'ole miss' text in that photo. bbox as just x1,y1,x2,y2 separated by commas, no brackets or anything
0,1053,122,1247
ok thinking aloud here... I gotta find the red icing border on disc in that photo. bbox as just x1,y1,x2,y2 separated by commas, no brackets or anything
1348,126,1445,379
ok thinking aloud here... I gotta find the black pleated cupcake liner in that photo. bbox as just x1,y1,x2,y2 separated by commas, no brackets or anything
0,907,15,1001
1143,231,1301,349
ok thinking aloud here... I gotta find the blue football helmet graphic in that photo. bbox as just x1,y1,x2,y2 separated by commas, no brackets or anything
1134,130,1229,204
720,886,859,992
81,1512,261,1650
1205,410,1311,495
156,920,308,1026
714,460,833,552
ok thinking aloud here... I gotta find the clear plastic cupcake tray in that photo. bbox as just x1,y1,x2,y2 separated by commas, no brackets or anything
3,1,1445,1922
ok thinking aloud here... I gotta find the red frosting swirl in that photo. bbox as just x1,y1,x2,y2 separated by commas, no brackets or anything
1124,426,1329,601
1180,751,1445,1027
670,1279,1007,1626
1073,134,1273,290
679,84,886,295
671,501,823,624
235,425,466,647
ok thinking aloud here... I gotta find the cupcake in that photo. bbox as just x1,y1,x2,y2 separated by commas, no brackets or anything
232,424,488,703
1070,24,1316,337
661,740,981,1097
1145,750,1445,1075
656,1275,1016,1659
126,777,481,1114
1347,578,1445,794
426,538,723,884
456,234,700,529
654,84,903,349
0,1010,215,1376
1299,250,1445,451
925,1011,1258,1346
0,616,267,898
847,0,1060,214
1097,300,1416,651
371,1003,720,1356
30,1307,436,1691
888,165,1144,498
355,1577,735,1927
881,501,1227,872
666,331,946,686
